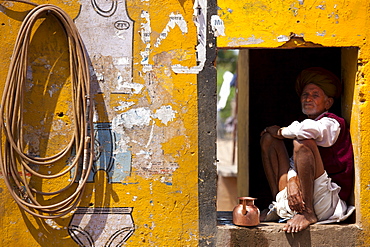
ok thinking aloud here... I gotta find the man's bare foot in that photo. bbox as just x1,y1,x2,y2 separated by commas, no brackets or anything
283,211,317,233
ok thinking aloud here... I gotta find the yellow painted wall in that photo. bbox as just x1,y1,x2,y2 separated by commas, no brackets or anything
0,0,201,246
217,0,370,245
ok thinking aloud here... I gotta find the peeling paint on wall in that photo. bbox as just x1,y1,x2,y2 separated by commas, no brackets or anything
114,101,135,111
211,15,225,37
115,107,152,129
0,0,200,245
316,30,326,36
227,35,264,46
277,35,290,42
153,105,177,125
140,10,152,73
154,13,188,48
171,0,207,73
139,0,207,74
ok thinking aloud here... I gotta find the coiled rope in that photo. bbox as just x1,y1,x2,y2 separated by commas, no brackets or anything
0,1,94,218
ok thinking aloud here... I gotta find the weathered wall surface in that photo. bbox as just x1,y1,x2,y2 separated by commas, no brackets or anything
217,0,367,48
5,0,367,246
217,0,370,245
0,0,214,246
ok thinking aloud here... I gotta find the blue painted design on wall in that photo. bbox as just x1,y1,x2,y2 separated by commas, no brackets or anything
90,122,132,183
71,122,132,183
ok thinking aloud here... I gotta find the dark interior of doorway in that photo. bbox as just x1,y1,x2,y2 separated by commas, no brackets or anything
246,47,342,209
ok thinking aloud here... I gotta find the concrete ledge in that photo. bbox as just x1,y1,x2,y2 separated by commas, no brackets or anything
217,212,363,247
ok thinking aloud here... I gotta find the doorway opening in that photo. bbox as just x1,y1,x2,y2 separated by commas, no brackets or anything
216,46,358,216
216,49,238,211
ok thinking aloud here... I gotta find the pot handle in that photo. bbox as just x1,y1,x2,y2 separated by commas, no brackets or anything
242,199,247,215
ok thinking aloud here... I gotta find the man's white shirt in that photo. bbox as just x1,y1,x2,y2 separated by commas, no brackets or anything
281,112,341,147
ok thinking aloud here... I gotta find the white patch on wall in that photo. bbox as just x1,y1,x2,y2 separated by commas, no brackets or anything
45,219,61,230
116,107,151,129
111,105,178,154
114,57,130,66
113,105,177,129
145,120,155,147
116,72,144,93
316,4,326,10
114,101,135,111
154,13,188,48
277,35,290,42
112,116,130,154
228,35,264,46
140,10,153,73
211,15,225,37
316,30,326,36
95,71,104,82
136,150,153,159
153,105,177,125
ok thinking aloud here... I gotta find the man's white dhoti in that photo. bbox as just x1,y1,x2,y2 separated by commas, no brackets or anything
265,171,355,223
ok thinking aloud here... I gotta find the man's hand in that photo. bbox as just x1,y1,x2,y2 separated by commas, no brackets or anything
287,176,306,213
261,125,284,139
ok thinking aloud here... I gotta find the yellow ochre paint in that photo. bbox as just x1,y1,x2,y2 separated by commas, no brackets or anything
0,0,199,246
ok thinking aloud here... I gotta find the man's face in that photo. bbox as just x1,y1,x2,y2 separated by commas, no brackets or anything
301,83,333,119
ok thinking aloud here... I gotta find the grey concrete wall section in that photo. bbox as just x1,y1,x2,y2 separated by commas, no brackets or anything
198,0,218,245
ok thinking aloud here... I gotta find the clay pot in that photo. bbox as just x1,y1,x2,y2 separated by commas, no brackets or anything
232,197,260,226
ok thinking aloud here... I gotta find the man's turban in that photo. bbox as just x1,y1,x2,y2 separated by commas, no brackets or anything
296,67,342,98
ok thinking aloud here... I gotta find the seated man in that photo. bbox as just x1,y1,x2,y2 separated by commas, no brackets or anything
260,67,354,233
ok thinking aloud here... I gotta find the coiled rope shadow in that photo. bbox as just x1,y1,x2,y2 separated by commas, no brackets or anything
0,1,94,218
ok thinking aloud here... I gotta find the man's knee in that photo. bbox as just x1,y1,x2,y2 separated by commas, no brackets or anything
294,139,325,178
260,132,274,149
293,139,317,157
294,139,317,154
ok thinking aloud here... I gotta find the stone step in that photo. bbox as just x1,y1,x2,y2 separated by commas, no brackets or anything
216,211,362,247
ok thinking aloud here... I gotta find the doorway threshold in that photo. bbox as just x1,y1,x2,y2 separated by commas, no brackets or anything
216,211,362,246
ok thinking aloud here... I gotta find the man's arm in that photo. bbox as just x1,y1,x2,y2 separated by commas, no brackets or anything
281,117,340,147
262,125,284,139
